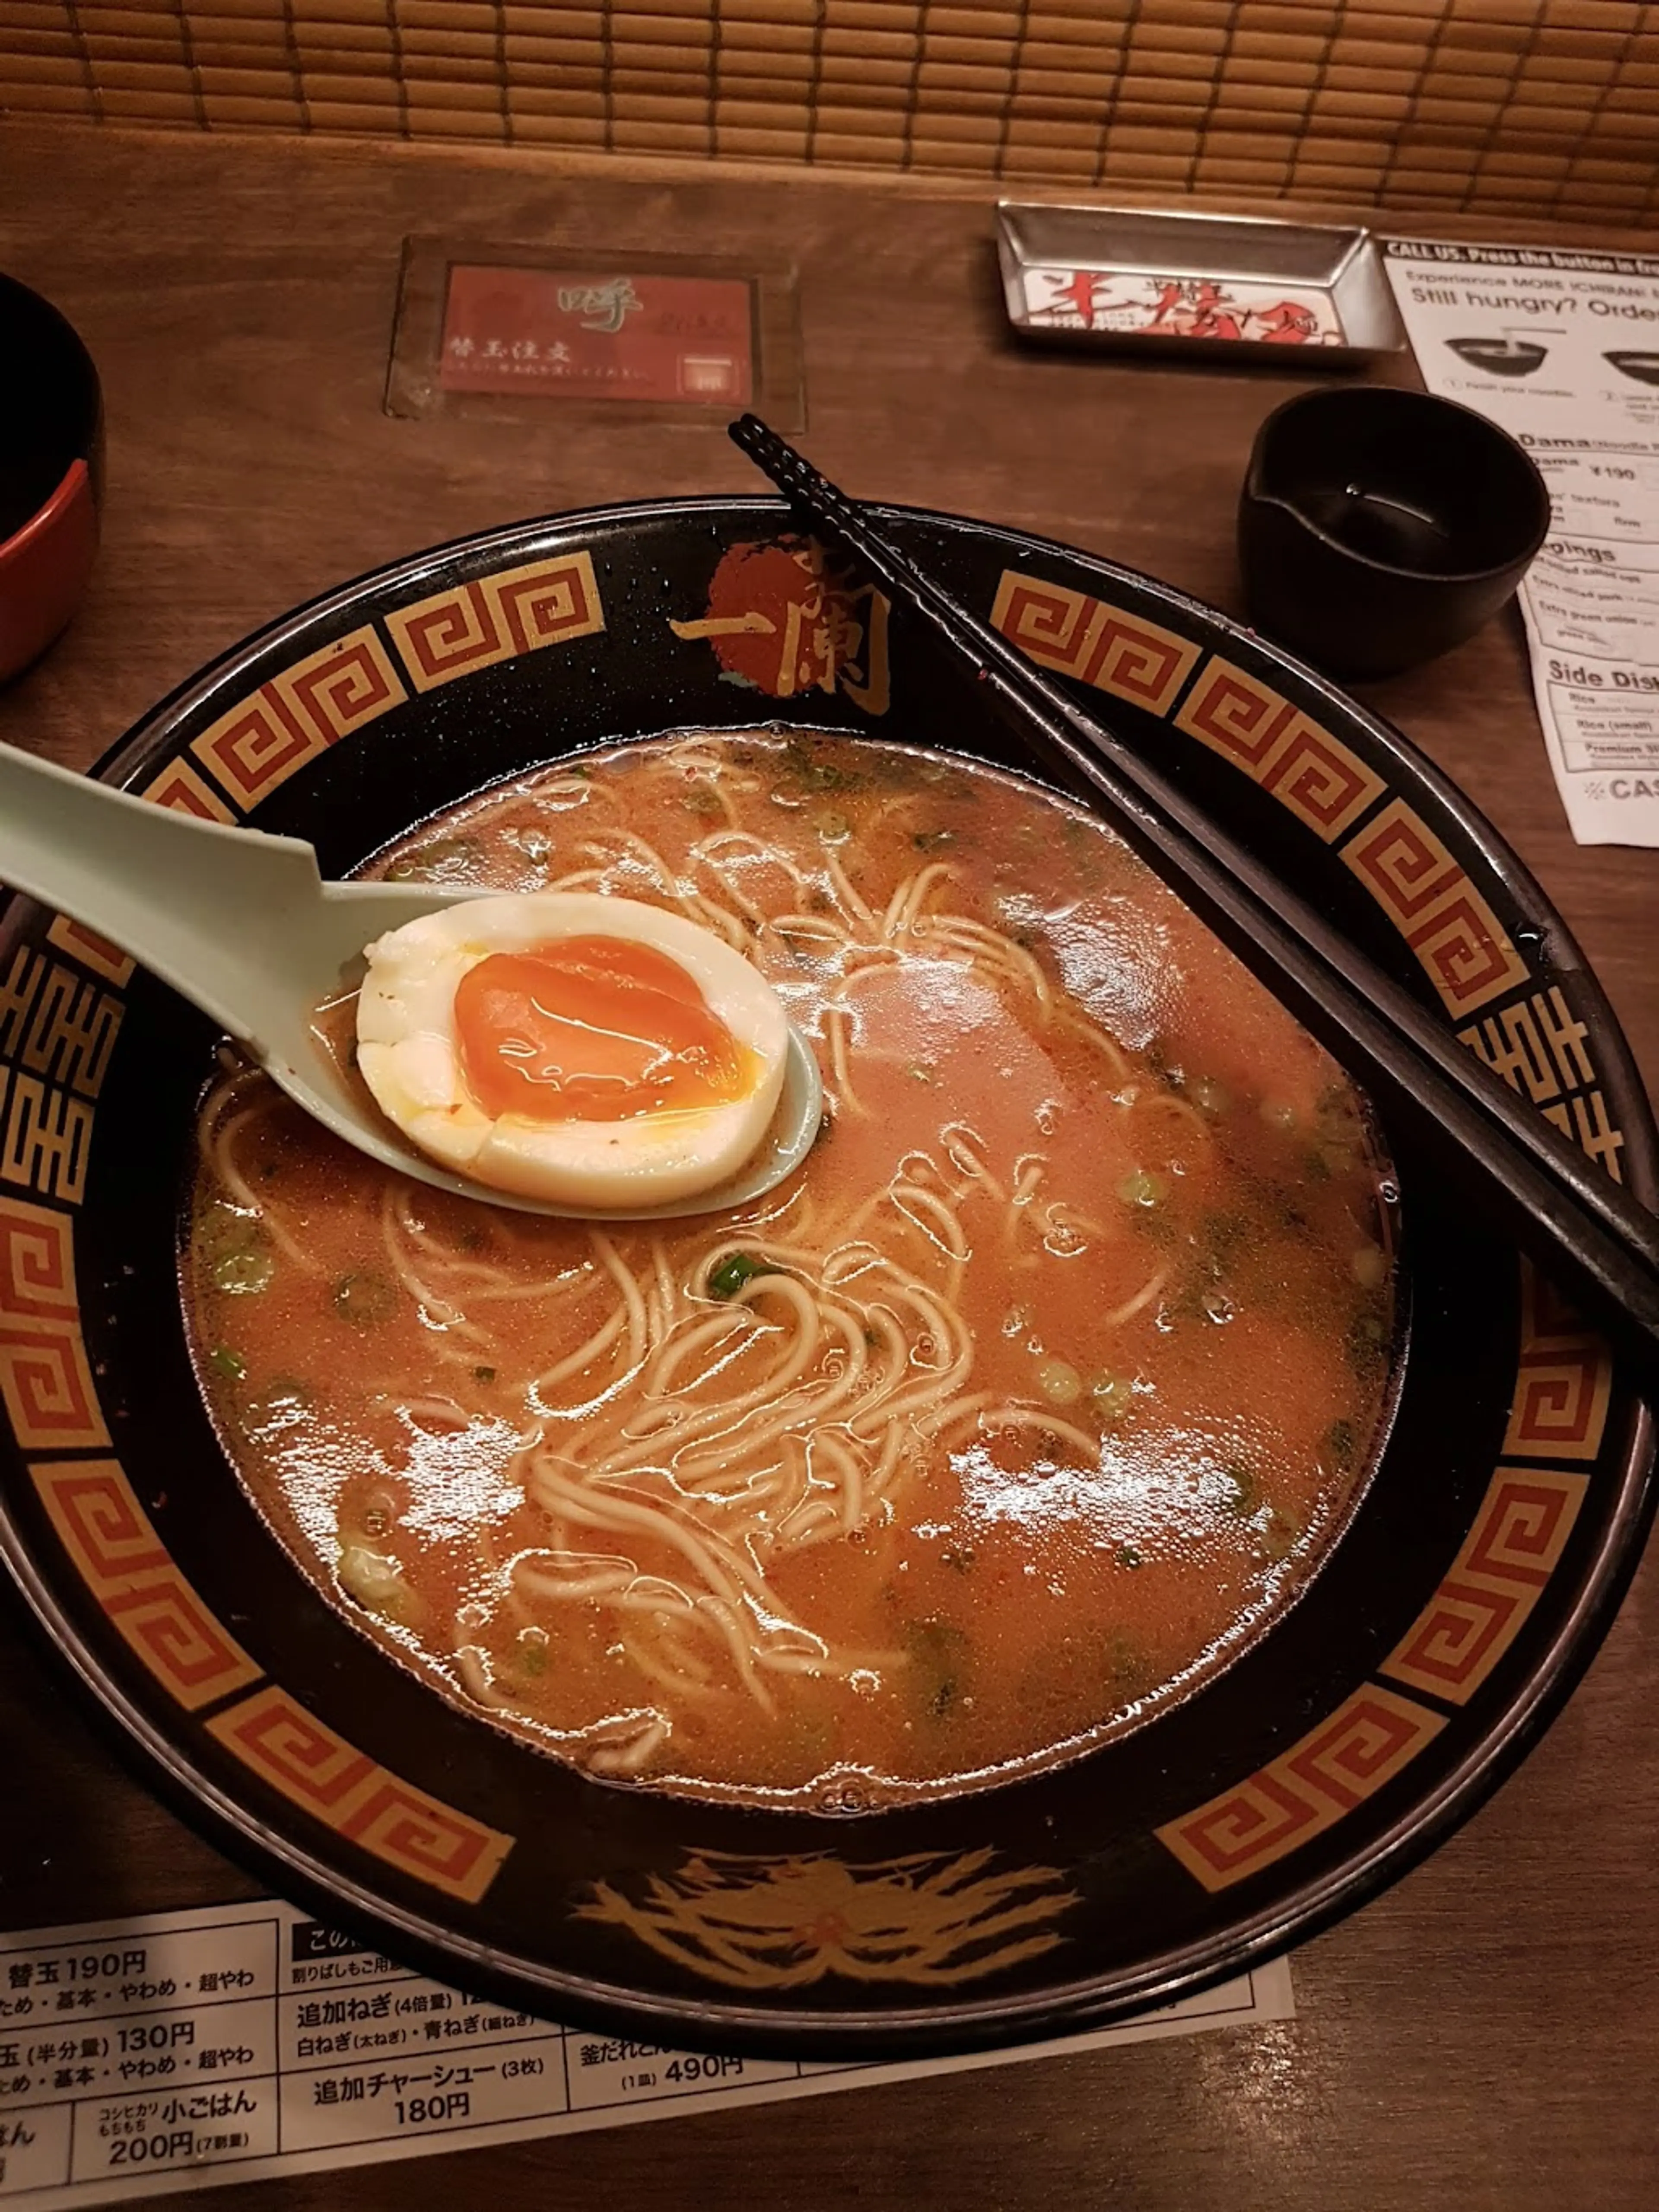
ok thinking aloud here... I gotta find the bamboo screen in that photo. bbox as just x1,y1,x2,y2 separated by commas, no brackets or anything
5,1,1659,224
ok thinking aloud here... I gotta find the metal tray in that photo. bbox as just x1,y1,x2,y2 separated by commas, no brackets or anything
996,203,1409,366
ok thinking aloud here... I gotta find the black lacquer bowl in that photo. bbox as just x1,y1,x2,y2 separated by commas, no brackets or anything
0,499,1652,2059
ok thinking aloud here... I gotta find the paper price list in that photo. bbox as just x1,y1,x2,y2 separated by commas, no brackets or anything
0,1899,1292,2208
1385,239,1659,843
0,1906,791,2198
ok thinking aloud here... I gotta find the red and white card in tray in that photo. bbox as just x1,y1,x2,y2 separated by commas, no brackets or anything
1017,265,1345,346
385,242,804,428
439,265,755,406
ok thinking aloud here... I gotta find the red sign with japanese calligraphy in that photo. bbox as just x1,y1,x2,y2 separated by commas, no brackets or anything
438,266,755,405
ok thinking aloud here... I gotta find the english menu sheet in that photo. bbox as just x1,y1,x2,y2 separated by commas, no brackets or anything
1385,238,1659,848
0,1899,1294,2207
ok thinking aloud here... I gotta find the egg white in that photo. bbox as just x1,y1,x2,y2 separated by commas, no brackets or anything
356,891,790,1209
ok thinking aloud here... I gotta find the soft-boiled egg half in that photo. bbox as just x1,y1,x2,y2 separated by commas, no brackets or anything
356,891,790,1209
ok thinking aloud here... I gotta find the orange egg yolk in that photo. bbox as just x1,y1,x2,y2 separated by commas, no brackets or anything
454,935,752,1124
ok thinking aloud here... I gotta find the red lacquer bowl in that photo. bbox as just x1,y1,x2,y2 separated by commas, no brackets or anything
0,271,101,682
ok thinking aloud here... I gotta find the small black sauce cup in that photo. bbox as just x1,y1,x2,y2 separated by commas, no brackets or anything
1237,385,1550,682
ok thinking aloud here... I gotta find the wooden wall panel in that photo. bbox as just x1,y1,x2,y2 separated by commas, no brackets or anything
1,0,1656,221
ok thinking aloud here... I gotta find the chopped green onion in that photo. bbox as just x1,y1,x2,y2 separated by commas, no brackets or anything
1345,1305,1389,1377
1117,1168,1169,1209
338,1544,410,1618
1219,1463,1257,1517
1199,1211,1247,1270
1117,1543,1144,1570
213,1246,273,1296
360,1498,394,1540
1036,1357,1082,1406
707,1251,774,1301
1260,1508,1304,1563
386,835,478,882
1143,1035,1180,1085
238,1376,311,1437
208,1346,245,1381
1090,1374,1137,1425
1103,1632,1148,1690
1190,1076,1231,1117
901,1616,967,1719
781,735,859,794
334,1270,397,1327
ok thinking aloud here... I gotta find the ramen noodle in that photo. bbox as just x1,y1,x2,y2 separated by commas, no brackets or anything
185,731,1395,1808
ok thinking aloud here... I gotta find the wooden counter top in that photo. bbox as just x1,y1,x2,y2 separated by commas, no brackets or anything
1,121,1656,2212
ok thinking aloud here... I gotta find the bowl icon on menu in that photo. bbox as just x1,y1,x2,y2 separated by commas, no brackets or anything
1605,350,1659,387
1446,336,1548,377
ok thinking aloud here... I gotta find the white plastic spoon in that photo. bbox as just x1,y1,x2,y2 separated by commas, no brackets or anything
0,743,824,1220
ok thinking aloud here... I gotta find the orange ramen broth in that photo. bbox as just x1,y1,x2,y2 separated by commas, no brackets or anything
186,731,1395,1809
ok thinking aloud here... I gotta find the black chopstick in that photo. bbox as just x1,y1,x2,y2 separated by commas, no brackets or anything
728,411,1659,1398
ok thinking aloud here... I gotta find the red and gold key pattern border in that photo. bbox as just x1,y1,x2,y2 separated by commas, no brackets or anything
0,1192,109,1454
986,566,1627,1897
1340,796,1528,1022
0,1218,515,1903
1156,1467,1602,1896
1157,1684,1448,1894
181,549,604,811
1502,1263,1616,1463
990,566,1628,1171
29,1452,260,1711
1173,653,1389,846
0,544,1637,1921
988,569,1203,720
10,1420,515,1898
1379,1466,1588,1709
0,544,601,1914
385,547,604,694
206,1687,513,1906
1154,1265,1614,1894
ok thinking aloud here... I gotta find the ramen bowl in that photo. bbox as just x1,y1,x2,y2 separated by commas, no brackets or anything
1604,351,1659,388
1446,336,1548,377
0,499,1652,2059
